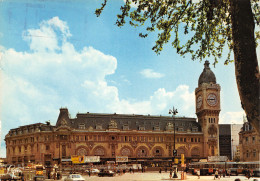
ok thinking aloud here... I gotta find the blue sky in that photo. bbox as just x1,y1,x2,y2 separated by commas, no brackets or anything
0,0,258,157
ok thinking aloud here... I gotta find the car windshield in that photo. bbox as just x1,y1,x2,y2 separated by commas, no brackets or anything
71,175,81,178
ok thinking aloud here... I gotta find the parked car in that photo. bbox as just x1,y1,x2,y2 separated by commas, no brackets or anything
85,168,100,174
34,175,45,181
98,170,115,177
64,174,85,181
0,173,21,181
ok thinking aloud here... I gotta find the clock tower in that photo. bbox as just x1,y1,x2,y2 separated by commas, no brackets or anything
195,61,221,157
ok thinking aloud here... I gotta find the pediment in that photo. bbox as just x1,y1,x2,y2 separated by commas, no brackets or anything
55,125,73,132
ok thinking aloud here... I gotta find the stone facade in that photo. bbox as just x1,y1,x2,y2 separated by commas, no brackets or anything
195,61,221,157
239,121,260,162
5,61,221,166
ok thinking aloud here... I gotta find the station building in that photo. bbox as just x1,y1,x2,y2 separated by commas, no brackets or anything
5,61,221,166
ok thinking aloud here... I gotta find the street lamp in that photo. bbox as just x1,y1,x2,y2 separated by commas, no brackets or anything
231,139,234,161
169,106,178,178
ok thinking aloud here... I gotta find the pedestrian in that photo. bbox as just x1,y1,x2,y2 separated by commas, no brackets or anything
169,169,173,179
129,167,132,173
214,169,219,180
227,168,231,177
247,169,252,179
21,172,24,181
88,169,91,177
159,167,162,174
197,169,200,179
57,172,60,180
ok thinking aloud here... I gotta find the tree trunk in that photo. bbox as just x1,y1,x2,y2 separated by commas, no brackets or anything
230,0,260,132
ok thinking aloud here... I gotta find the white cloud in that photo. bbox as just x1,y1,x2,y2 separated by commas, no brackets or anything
140,68,165,78
219,111,245,124
0,17,196,157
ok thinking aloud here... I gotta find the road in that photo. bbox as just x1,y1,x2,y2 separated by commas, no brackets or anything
62,172,259,181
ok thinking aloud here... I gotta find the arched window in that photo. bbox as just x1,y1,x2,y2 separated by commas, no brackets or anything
191,148,200,157
177,147,186,156
153,147,163,157
77,147,88,156
94,147,105,156
121,147,132,157
137,147,148,157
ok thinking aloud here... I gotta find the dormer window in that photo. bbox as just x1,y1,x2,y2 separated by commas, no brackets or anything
96,124,102,130
79,124,85,129
123,124,129,130
154,125,160,131
192,127,198,132
178,127,184,132
139,125,145,130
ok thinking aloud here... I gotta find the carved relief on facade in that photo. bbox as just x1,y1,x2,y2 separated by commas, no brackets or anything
136,146,149,157
93,146,106,157
87,141,95,149
146,142,155,149
152,146,164,157
191,147,200,157
177,146,187,156
76,146,89,156
120,146,133,157
130,141,138,149
166,122,174,131
109,119,117,129
208,124,218,136
208,139,217,146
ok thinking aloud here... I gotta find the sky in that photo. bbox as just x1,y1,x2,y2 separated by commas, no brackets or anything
0,0,258,157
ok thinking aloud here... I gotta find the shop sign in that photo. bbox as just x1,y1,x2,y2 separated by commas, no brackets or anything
71,155,84,164
116,156,128,162
84,156,100,163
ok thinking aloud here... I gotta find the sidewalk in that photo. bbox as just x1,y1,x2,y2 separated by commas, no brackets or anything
78,172,259,181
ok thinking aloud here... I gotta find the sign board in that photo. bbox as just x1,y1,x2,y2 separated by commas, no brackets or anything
199,159,208,162
208,156,228,162
116,156,128,162
174,158,178,164
84,156,100,163
71,155,84,164
181,154,185,165
61,158,71,162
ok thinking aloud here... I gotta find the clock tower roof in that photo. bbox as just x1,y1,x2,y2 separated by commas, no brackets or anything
198,61,216,86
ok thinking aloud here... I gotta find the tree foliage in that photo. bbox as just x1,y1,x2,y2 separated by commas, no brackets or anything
96,0,260,65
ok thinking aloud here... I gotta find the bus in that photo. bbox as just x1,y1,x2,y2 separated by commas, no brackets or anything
189,161,260,177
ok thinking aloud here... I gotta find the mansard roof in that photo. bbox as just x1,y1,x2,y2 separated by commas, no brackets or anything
56,108,201,132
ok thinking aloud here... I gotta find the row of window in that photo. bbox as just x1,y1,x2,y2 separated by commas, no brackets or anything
208,117,217,124
9,137,36,145
245,149,258,158
73,135,201,143
8,144,40,155
78,124,198,131
244,136,257,144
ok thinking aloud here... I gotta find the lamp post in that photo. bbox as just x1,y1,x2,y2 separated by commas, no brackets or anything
231,139,234,161
169,106,178,178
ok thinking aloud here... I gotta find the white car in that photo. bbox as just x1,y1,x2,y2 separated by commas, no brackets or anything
64,174,85,181
86,168,100,174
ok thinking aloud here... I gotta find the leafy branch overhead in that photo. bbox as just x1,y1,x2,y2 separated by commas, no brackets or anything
95,0,260,65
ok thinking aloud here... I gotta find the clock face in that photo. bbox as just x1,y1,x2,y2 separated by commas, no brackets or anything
196,95,203,109
207,93,217,106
